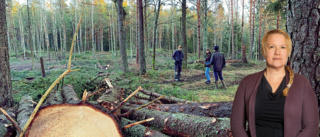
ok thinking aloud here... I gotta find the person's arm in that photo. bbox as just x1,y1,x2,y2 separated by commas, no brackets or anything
210,54,214,65
172,51,176,61
296,78,319,137
231,78,249,137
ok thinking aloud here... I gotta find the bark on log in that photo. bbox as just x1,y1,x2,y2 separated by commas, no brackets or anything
17,96,35,130
62,85,80,104
97,89,123,112
139,89,193,104
43,90,63,107
122,106,231,136
0,108,16,137
120,118,170,137
146,102,232,118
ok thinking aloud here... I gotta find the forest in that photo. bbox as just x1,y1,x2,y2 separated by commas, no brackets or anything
0,0,319,136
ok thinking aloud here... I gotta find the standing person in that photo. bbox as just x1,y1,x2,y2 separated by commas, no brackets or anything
231,29,319,137
210,45,226,89
204,49,212,84
172,45,184,81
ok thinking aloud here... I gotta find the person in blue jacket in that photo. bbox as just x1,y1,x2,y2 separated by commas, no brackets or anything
172,45,184,81
210,45,227,89
204,49,212,84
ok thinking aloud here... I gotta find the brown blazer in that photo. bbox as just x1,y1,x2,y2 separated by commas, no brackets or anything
231,70,319,137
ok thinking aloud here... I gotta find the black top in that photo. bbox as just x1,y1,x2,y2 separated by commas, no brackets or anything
255,75,286,137
209,51,226,71
172,50,184,62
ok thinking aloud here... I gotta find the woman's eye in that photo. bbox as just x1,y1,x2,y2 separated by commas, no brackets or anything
269,46,274,48
281,46,286,49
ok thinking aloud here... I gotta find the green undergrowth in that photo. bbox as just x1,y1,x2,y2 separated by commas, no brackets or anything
11,51,265,104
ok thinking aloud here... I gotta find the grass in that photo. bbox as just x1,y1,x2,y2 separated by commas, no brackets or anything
10,50,266,104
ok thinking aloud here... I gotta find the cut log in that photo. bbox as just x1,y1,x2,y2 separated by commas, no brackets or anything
120,118,170,137
146,102,232,117
139,89,193,104
17,96,35,129
43,90,63,107
62,85,80,104
25,104,122,137
97,89,123,116
122,106,231,136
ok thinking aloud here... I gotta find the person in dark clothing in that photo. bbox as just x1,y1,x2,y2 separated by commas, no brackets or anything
204,49,212,84
210,45,226,89
172,45,184,81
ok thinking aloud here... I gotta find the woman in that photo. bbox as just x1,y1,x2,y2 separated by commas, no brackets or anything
205,49,212,84
231,29,318,137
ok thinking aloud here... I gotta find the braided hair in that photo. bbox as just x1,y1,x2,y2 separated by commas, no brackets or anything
283,66,294,96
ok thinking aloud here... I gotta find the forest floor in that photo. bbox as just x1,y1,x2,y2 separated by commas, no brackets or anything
10,50,265,103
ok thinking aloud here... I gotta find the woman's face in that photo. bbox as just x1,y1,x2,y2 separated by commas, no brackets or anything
206,50,209,53
265,33,288,69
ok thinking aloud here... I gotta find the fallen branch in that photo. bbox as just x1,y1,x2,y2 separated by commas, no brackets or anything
0,108,21,133
123,117,154,129
111,86,141,113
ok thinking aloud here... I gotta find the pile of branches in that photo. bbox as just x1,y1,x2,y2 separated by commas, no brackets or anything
0,75,233,137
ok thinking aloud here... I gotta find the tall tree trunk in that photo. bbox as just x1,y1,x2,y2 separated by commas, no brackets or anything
136,0,139,63
286,0,320,100
138,0,146,74
241,0,247,63
171,0,175,53
91,2,95,57
203,0,208,56
44,10,50,60
258,0,263,60
181,0,187,68
144,0,148,54
0,0,13,107
52,13,59,61
196,0,201,60
249,0,253,59
231,0,235,59
115,0,129,73
152,0,161,70
19,11,25,59
27,0,34,68
100,26,103,52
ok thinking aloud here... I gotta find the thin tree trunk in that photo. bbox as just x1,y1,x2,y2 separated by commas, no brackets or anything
144,0,148,54
152,0,161,70
197,0,201,60
27,0,34,68
136,0,139,63
203,0,208,56
231,0,235,59
252,1,256,60
241,0,247,63
249,0,253,59
0,0,13,106
44,11,50,61
91,2,95,57
138,0,146,74
19,11,25,59
258,0,263,60
116,0,129,72
181,0,187,68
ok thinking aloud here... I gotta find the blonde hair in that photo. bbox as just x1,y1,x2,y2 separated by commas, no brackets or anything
283,66,294,96
261,29,292,58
